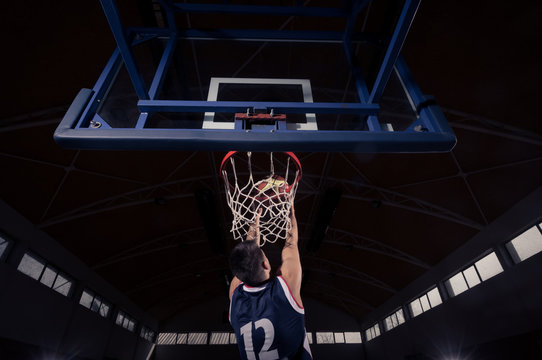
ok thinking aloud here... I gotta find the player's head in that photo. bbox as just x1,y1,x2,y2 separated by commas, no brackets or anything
229,240,271,286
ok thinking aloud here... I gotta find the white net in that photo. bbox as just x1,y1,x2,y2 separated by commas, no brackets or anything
221,152,300,246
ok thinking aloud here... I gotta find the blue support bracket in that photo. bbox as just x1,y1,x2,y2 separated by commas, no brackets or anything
135,36,178,129
157,0,178,34
75,49,123,129
127,27,382,44
167,2,349,17
54,115,456,154
368,0,421,104
137,100,380,115
342,0,372,104
394,56,454,140
100,0,149,100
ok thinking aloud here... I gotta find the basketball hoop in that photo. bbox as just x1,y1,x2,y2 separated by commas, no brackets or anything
220,152,302,246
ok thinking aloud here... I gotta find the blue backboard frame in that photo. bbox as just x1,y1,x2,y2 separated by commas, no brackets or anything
54,0,456,153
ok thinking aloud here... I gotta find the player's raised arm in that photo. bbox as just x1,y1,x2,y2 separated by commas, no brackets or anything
279,204,303,306
246,208,262,246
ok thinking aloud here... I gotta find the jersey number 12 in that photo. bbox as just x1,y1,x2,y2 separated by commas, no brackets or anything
240,318,279,360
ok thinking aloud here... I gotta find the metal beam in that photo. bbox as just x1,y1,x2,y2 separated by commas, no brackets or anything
450,152,489,225
39,151,80,223
38,175,208,228
99,0,149,99
0,151,147,186
137,100,380,115
450,122,542,147
443,107,542,146
92,227,206,269
144,277,227,314
166,28,380,43
230,0,312,78
54,126,456,152
37,168,485,230
368,0,421,103
0,118,62,133
322,228,430,269
303,280,375,310
304,256,397,293
303,173,485,230
389,157,542,190
126,256,226,295
168,2,348,17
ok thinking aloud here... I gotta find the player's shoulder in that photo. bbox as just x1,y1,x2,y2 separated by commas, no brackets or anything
275,276,305,314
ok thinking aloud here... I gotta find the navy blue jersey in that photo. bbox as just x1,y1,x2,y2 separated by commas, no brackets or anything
230,276,312,360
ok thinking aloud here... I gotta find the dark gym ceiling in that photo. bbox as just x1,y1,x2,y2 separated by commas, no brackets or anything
1,1,541,322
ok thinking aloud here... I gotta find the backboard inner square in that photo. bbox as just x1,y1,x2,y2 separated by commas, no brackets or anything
202,77,318,131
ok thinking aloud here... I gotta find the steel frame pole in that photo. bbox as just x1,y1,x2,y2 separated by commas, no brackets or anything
100,0,149,100
368,0,421,104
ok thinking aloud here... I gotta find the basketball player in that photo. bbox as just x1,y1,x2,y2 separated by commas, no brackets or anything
229,205,312,360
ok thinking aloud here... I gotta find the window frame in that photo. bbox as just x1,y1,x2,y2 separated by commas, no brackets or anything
16,252,74,297
383,308,405,332
505,223,542,264
0,233,13,261
187,332,208,345
444,251,504,298
115,309,137,332
408,286,443,318
209,332,230,345
315,332,335,344
140,326,156,343
343,332,362,344
365,323,381,341
79,289,112,319
157,332,177,345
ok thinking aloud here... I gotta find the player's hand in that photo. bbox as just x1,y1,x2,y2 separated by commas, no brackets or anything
288,203,298,240
247,208,262,245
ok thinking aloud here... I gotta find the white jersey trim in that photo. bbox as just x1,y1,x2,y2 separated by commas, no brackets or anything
243,284,267,292
277,276,304,314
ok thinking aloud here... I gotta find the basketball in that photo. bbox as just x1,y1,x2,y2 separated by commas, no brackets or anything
255,175,289,199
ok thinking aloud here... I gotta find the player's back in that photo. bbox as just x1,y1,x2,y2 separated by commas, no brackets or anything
230,276,312,360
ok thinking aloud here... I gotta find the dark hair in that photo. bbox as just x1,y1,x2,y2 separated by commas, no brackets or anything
229,240,267,286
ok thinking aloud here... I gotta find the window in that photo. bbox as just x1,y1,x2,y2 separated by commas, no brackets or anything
446,271,469,296
157,333,177,345
17,253,73,297
344,332,362,344
0,234,11,260
177,333,188,344
79,289,111,318
445,251,503,297
154,330,365,346
427,287,443,307
316,332,334,344
506,225,542,263
209,332,230,345
474,252,503,280
187,332,208,345
383,308,405,331
17,253,44,280
334,332,345,343
408,287,443,318
116,310,137,332
140,326,156,343
365,323,381,341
